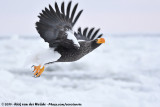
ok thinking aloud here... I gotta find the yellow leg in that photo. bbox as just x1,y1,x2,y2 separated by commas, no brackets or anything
36,66,45,77
32,65,45,77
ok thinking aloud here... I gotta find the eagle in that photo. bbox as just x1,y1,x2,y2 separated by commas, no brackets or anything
32,1,105,77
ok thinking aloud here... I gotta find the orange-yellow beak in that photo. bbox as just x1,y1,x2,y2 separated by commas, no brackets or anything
97,38,105,44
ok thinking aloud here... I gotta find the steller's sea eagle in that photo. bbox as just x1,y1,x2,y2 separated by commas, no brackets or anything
32,1,105,77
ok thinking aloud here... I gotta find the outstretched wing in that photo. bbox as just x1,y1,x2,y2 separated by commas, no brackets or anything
36,1,83,47
74,27,103,41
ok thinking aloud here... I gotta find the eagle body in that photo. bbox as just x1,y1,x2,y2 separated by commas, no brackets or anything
32,1,105,77
55,40,101,62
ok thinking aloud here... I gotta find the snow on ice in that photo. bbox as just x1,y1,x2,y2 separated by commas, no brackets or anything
0,34,160,107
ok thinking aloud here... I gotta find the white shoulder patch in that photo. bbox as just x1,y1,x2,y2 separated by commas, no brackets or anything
66,30,80,47
78,40,85,42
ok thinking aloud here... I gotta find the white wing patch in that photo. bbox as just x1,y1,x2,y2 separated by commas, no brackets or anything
66,30,80,47
78,40,85,42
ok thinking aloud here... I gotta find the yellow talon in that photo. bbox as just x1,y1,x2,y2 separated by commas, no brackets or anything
36,66,45,77
32,65,45,77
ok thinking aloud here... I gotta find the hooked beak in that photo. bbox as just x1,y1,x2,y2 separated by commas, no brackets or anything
97,38,105,44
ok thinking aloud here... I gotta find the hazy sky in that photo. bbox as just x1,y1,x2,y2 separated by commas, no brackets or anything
0,0,160,35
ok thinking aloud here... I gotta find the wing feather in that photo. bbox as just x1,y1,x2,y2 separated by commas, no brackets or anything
83,28,88,37
91,29,100,40
75,27,103,41
55,2,62,19
66,1,72,20
36,1,83,48
70,3,78,22
48,5,59,20
61,2,65,15
97,34,103,38
87,28,94,39
72,10,83,26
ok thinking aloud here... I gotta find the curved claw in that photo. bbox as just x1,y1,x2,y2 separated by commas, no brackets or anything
31,65,35,68
32,65,45,77
33,75,40,78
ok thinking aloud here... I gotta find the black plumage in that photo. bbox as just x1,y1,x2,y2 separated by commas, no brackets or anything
36,1,105,65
